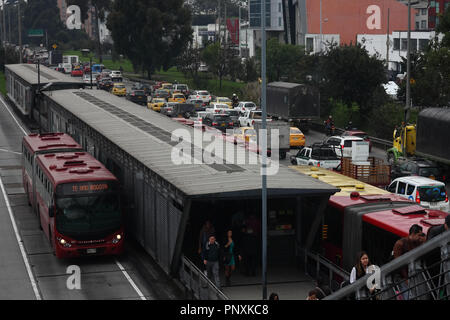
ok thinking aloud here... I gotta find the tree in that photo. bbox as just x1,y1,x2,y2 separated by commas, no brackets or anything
320,43,386,117
67,0,112,62
107,0,192,79
176,46,203,86
202,42,240,88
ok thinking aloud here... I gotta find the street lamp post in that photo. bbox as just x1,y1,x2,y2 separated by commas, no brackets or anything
405,0,411,125
2,0,5,45
17,0,22,63
261,0,268,301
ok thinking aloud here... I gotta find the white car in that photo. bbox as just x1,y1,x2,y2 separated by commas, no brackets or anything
290,145,341,169
387,176,449,212
239,110,271,127
189,90,211,103
83,74,97,84
205,103,229,115
235,101,257,113
110,70,122,78
323,136,364,158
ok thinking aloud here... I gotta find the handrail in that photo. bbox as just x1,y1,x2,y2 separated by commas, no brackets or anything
324,229,450,300
179,255,229,300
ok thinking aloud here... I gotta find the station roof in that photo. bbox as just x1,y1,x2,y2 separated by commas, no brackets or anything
5,64,83,85
43,89,339,200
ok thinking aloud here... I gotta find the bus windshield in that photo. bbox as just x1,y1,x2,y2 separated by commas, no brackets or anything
55,193,121,238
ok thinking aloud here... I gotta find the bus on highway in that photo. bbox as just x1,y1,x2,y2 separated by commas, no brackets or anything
32,150,124,258
22,133,83,214
291,166,449,271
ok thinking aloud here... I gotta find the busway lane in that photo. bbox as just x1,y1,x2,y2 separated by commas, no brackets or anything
0,95,172,300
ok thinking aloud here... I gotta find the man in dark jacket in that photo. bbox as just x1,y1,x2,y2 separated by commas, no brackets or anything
203,235,221,288
427,215,450,240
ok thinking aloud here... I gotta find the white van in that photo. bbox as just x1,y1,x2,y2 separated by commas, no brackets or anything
387,176,449,212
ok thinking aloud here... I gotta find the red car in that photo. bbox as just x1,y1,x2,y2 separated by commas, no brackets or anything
342,130,372,151
71,68,83,77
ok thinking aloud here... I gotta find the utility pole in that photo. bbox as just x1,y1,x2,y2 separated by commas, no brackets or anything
2,0,5,45
18,0,22,63
319,0,322,52
261,0,268,301
405,0,411,125
386,8,390,71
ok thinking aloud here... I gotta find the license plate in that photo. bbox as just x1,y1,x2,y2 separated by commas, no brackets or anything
86,248,97,254
429,176,435,180
221,123,226,127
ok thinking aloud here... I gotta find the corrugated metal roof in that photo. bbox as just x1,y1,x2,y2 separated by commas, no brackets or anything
5,64,83,85
43,89,339,199
267,82,303,89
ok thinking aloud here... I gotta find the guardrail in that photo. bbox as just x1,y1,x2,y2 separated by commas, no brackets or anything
324,230,450,300
178,255,229,300
309,121,392,150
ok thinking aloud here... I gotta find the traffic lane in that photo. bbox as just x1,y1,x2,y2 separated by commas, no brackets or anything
0,97,158,300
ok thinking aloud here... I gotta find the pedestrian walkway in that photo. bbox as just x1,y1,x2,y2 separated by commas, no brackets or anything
220,264,316,300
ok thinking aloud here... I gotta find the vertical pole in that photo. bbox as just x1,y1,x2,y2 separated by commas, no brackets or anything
261,0,268,301
90,56,93,89
386,8,390,71
405,0,411,124
319,0,322,53
2,0,5,45
18,0,21,63
239,6,241,56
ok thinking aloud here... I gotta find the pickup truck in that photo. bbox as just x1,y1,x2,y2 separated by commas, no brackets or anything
239,110,272,127
290,144,341,169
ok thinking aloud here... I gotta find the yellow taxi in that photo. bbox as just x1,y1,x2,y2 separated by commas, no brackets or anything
290,127,305,148
148,98,167,112
211,96,232,107
168,93,187,103
233,127,256,144
111,83,127,96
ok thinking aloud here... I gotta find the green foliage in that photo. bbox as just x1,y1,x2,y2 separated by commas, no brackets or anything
202,42,241,88
107,0,193,79
329,100,360,128
320,43,386,116
367,103,405,139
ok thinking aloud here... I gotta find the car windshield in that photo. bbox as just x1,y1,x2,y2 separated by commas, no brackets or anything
219,97,231,102
154,98,165,102
245,129,256,136
418,186,446,202
245,103,256,109
115,85,125,89
418,167,441,178
214,115,231,121
198,91,209,95
290,128,302,134
133,90,145,95
177,85,187,90
55,194,121,237
226,110,240,116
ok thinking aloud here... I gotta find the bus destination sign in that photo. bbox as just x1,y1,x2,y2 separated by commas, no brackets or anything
58,181,115,196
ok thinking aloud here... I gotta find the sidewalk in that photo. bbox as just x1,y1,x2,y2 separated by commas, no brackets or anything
220,264,316,300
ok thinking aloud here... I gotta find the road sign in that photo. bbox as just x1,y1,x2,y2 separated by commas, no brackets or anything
28,29,44,37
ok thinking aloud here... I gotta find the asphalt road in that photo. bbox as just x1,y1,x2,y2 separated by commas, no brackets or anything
0,95,184,300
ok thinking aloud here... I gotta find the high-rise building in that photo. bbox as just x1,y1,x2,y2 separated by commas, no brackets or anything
428,0,450,29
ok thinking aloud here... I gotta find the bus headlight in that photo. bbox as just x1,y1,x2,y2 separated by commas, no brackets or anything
112,234,122,244
57,237,72,248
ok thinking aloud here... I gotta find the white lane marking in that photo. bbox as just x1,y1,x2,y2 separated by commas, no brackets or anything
115,259,147,300
0,95,40,299
0,174,41,300
1,90,145,301
0,148,22,155
0,95,29,135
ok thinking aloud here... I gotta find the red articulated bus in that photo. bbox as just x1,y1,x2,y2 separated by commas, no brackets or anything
22,133,83,212
292,166,449,272
22,133,124,258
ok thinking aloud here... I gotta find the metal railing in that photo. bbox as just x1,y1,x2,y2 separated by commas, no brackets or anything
310,121,392,149
301,248,350,290
178,255,229,300
324,230,450,300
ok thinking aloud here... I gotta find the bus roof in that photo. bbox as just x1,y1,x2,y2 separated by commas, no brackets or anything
290,166,391,196
290,165,410,208
23,133,82,155
36,152,116,185
363,205,448,238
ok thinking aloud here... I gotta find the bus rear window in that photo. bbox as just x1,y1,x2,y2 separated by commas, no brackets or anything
418,186,446,202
